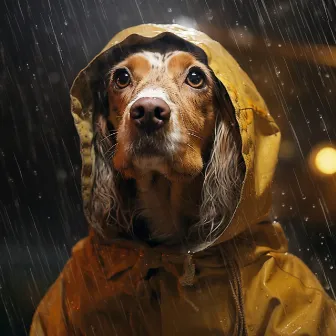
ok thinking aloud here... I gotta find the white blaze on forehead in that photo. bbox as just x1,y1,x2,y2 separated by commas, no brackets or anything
136,87,169,100
127,88,171,109
141,51,165,68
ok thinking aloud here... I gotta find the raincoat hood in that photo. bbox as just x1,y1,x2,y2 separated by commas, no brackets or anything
30,24,336,336
70,23,281,250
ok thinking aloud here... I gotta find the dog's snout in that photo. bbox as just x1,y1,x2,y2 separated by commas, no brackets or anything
130,97,171,133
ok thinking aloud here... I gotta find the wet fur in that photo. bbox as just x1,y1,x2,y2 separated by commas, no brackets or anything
90,46,245,250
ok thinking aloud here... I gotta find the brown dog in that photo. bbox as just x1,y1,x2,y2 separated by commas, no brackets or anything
93,48,244,248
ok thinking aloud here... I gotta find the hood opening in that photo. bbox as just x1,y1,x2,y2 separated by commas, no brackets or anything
90,34,244,251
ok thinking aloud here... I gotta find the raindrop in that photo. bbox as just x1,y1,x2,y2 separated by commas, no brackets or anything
206,10,213,21
64,21,68,26
281,191,286,195
312,204,316,208
330,266,334,270
325,73,330,78
167,8,172,13
278,44,282,47
49,72,61,84
302,195,307,200
304,217,309,222
57,169,67,182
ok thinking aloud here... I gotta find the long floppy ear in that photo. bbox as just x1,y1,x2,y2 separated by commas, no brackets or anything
89,91,132,236
197,79,246,245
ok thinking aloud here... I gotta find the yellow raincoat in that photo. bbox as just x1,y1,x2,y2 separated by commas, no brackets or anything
30,24,336,335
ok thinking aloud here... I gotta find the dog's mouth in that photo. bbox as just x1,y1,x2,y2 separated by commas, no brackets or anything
130,132,170,157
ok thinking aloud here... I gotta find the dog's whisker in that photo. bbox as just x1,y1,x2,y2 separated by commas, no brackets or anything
104,143,118,157
187,132,203,140
186,143,197,152
100,132,118,143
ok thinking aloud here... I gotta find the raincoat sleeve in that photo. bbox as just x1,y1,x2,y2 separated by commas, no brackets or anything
29,260,76,336
245,252,336,335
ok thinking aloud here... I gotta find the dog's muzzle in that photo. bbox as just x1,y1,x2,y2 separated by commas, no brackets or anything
130,97,171,134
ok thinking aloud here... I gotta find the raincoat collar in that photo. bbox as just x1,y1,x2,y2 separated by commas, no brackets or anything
87,221,288,285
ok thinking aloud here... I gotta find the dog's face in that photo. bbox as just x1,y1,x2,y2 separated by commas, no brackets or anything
107,50,217,181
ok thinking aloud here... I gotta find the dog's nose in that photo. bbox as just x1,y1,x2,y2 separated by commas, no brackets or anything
130,97,171,133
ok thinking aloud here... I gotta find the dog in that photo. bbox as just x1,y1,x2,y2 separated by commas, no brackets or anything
92,46,245,250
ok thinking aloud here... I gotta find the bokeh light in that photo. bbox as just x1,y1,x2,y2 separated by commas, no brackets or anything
315,147,336,175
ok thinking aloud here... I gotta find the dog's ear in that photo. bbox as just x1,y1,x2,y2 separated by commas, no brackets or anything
88,91,131,235
194,79,245,245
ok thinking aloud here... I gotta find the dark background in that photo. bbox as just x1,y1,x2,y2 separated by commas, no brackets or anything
1,0,336,334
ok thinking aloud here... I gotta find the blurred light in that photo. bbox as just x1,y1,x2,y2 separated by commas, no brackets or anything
279,140,296,160
314,147,336,175
174,16,198,29
228,28,255,47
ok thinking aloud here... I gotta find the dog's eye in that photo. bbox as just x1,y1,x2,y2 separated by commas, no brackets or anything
186,67,205,88
113,68,131,89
